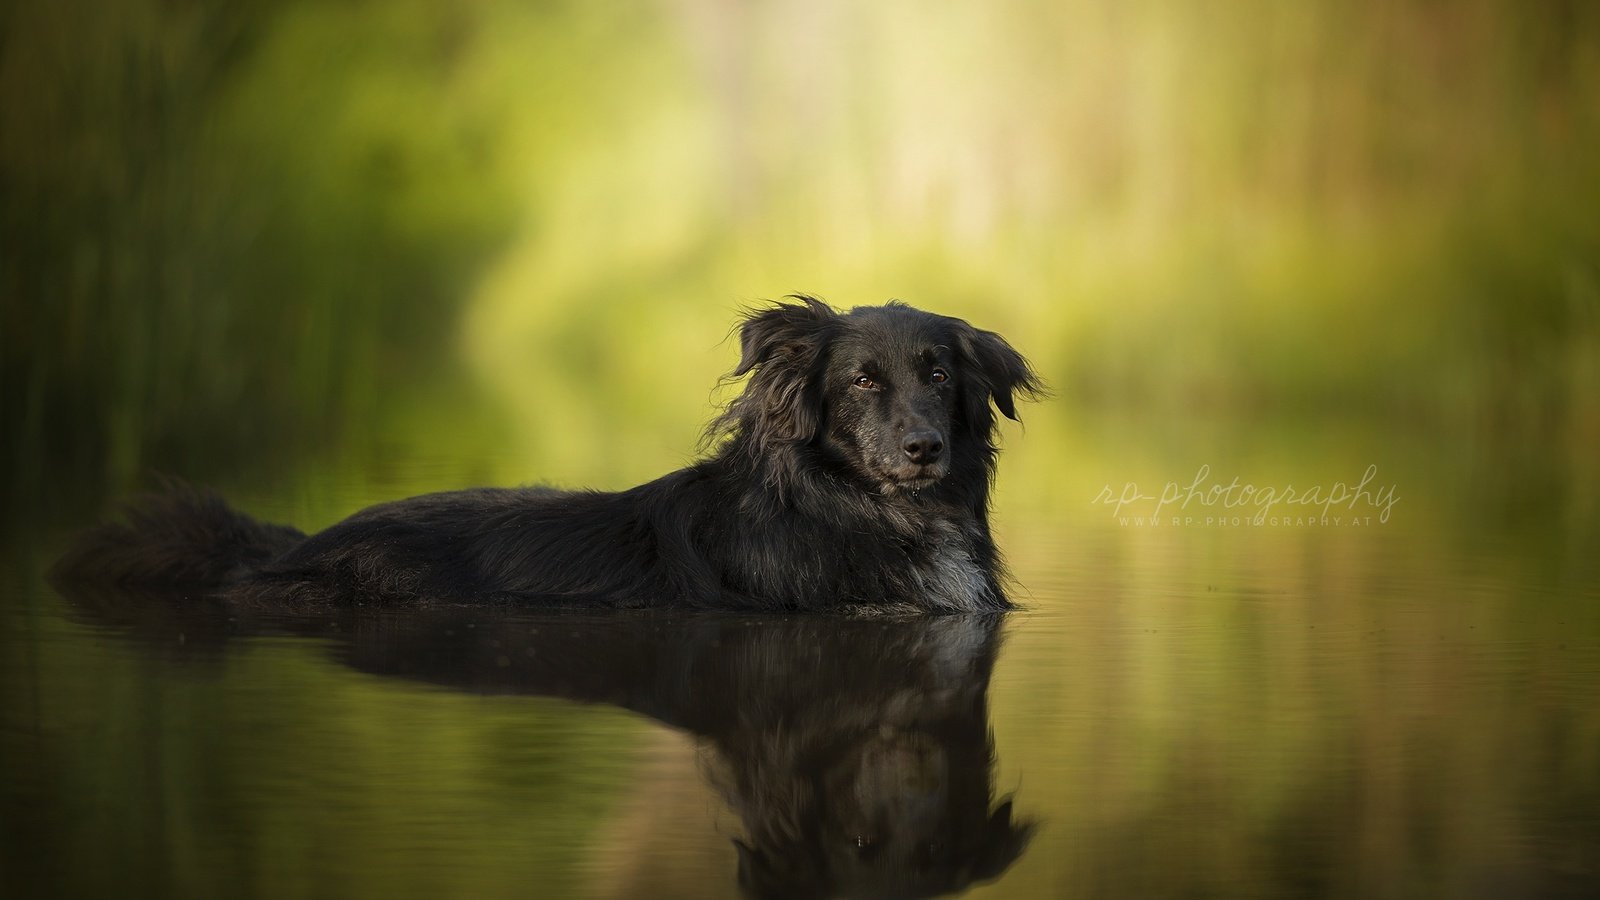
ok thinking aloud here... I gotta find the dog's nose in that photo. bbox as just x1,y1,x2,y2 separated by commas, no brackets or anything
901,429,945,464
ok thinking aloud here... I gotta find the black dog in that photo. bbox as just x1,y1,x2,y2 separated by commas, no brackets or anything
56,296,1042,612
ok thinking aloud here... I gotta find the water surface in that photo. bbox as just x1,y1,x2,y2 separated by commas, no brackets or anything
3,424,1597,900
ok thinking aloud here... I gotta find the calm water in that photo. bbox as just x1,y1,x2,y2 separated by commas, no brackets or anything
3,427,1598,900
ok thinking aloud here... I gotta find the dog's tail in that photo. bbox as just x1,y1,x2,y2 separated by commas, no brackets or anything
51,480,304,588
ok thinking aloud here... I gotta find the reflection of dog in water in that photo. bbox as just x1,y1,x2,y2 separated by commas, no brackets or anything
49,584,1034,899
721,721,1028,899
682,618,1032,898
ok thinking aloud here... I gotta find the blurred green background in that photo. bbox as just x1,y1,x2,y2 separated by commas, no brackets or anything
4,0,1598,520
4,3,1600,897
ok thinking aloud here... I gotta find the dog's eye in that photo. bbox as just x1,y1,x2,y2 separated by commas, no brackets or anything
930,368,949,384
853,375,877,390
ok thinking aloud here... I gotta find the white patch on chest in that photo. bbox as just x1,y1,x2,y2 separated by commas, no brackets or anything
909,518,990,612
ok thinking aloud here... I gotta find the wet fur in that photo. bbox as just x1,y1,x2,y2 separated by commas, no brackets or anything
54,297,1042,613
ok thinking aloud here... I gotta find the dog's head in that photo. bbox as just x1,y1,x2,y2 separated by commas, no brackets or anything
716,296,1042,495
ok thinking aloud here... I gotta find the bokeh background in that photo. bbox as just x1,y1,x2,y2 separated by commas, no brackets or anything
5,0,1598,517
4,2,1600,898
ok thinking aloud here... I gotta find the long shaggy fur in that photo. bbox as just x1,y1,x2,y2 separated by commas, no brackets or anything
52,478,304,587
54,297,1042,613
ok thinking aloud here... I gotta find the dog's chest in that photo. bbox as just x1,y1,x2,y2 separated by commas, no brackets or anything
907,517,990,612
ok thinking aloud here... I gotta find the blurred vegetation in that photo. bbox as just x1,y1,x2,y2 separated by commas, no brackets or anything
1,0,517,513
4,3,1598,894
3,0,1599,519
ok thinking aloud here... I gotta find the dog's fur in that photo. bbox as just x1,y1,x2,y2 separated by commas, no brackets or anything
55,297,1041,613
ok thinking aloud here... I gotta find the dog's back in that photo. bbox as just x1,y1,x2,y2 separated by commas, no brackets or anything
53,299,1040,612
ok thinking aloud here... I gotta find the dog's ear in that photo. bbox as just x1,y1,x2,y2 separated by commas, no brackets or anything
732,297,844,445
733,295,836,376
956,322,1043,422
723,296,837,444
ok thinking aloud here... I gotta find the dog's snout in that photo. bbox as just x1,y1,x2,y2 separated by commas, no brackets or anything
901,429,945,464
